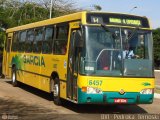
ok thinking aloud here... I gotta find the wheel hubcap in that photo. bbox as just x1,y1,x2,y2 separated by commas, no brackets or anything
12,72,16,83
54,84,59,97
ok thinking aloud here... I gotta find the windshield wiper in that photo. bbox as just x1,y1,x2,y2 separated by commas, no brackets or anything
101,23,110,32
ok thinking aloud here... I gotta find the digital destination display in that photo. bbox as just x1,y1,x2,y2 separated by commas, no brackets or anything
87,13,150,28
109,18,141,26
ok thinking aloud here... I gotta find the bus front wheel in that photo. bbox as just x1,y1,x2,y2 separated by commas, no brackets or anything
12,67,19,87
53,77,61,105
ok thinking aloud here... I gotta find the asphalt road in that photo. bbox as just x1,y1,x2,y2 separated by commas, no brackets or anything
0,78,160,120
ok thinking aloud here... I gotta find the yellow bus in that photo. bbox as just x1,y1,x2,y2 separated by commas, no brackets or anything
3,11,154,105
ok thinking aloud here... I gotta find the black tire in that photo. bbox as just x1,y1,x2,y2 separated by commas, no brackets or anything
12,67,19,87
53,77,61,105
0,74,5,79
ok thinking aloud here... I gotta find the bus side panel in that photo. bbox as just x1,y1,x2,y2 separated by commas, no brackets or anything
8,51,13,78
2,47,6,75
39,76,50,92
16,69,24,83
22,53,41,90
8,33,13,78
10,53,41,90
57,55,67,99
41,54,68,98
3,33,13,78
60,81,67,99
40,54,54,92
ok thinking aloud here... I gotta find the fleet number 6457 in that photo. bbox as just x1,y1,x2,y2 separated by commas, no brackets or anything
88,80,102,86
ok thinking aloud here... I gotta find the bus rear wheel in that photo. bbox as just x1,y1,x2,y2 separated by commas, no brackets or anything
53,77,61,105
12,67,19,87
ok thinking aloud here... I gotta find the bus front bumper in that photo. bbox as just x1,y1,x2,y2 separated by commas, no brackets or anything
78,88,154,104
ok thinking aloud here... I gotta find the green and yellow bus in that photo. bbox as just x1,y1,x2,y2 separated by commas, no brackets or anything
3,11,154,105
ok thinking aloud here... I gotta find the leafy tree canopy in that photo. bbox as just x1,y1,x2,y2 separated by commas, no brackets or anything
153,28,160,69
0,0,78,49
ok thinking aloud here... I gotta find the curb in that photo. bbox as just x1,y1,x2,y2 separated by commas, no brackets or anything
155,85,160,90
154,93,160,99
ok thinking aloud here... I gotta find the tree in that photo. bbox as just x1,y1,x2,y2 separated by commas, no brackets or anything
0,0,77,29
153,28,160,69
0,0,78,51
0,30,5,49
39,0,77,17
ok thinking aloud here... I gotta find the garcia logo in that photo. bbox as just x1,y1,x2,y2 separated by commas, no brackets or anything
23,55,45,67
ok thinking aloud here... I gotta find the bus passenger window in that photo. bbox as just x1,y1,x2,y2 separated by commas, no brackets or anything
12,32,19,51
53,26,68,55
18,31,26,52
42,27,54,54
25,29,34,53
33,28,43,53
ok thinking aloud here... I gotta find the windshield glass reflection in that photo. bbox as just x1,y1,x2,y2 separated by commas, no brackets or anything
79,26,153,77
82,26,122,76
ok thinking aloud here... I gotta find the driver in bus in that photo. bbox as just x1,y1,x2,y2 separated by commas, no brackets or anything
118,43,138,59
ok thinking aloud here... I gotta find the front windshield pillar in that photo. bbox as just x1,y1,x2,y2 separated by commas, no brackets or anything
119,28,124,76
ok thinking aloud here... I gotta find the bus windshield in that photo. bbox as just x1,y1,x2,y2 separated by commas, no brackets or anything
80,26,153,77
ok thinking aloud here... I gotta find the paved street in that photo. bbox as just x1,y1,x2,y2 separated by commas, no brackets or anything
0,76,160,120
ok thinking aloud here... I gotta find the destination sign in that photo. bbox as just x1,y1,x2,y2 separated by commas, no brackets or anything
86,13,150,28
109,18,141,26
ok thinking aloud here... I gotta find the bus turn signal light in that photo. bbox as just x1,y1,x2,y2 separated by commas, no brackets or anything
81,87,87,92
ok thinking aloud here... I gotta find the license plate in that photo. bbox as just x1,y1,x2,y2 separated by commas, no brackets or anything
114,99,127,103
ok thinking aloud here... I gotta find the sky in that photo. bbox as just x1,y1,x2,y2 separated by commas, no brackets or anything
74,0,160,29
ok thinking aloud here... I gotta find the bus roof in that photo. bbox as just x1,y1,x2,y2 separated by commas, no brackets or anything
6,11,86,33
6,11,150,33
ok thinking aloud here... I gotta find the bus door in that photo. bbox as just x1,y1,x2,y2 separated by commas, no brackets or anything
67,22,81,101
4,34,12,76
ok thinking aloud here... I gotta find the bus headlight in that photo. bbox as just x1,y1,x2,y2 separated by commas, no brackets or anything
87,87,102,94
140,88,153,94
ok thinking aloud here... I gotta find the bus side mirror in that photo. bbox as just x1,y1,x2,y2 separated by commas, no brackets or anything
75,30,84,48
